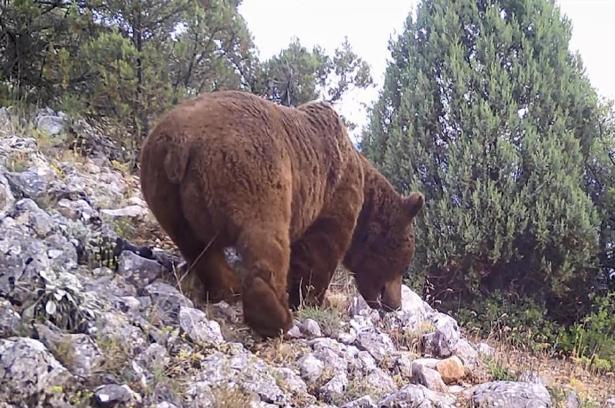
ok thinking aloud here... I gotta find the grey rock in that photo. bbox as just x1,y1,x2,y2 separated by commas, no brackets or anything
287,324,303,338
365,367,397,395
143,281,193,325
464,381,552,408
0,136,38,156
0,107,9,126
298,353,324,383
196,350,288,404
0,337,72,403
349,314,375,333
270,367,307,394
452,338,479,370
113,296,142,314
13,198,55,237
605,396,615,408
350,350,377,374
35,323,103,377
36,113,64,136
179,306,223,344
117,251,165,288
409,357,440,369
378,383,456,408
310,336,346,353
337,331,357,344
342,396,377,408
564,389,580,408
153,403,179,408
349,295,370,316
0,173,15,220
356,330,396,362
320,372,348,403
185,382,217,406
5,168,49,200
56,198,97,223
45,232,79,273
207,300,241,322
85,275,137,299
411,363,447,393
395,353,417,378
400,285,433,317
422,313,460,358
301,318,322,337
95,312,147,355
94,384,141,407
135,343,169,375
223,247,242,269
0,299,20,337
313,345,348,375
0,217,53,300
101,205,147,218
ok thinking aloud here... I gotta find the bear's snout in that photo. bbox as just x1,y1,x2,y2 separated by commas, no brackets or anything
380,275,402,312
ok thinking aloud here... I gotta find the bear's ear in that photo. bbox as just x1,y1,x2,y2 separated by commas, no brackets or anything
403,192,424,218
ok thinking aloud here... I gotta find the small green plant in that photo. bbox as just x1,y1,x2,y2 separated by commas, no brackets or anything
21,283,88,333
340,376,389,405
111,217,137,241
68,389,94,407
387,320,435,353
557,292,615,373
484,356,517,381
5,152,30,172
296,305,342,336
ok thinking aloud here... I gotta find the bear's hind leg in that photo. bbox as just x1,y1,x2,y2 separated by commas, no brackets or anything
237,224,293,338
149,195,239,303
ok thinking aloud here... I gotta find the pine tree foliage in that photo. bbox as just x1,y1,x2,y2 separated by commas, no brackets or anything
362,0,602,319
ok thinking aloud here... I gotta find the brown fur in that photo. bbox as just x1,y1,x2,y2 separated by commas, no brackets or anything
139,90,424,337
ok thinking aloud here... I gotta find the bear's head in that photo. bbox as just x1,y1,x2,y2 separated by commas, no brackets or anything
345,191,424,312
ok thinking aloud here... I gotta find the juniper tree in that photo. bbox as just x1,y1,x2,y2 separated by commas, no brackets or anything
362,0,602,321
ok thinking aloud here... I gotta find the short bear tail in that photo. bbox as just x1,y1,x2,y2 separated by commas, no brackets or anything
163,144,190,184
405,192,425,218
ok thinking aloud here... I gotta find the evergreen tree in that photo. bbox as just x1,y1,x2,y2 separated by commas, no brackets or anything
257,37,372,108
362,0,601,321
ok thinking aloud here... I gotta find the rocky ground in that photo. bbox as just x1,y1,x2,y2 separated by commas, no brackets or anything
0,107,613,407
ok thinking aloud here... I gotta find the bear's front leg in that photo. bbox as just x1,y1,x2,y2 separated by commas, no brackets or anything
288,214,357,309
289,178,363,309
237,225,293,338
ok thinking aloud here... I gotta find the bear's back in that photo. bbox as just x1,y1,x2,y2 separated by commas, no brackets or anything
146,90,362,240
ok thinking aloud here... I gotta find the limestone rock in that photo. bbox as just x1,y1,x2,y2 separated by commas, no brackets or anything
94,384,141,407
117,250,165,288
35,323,103,377
0,337,72,404
179,306,224,345
464,381,552,408
412,362,447,393
379,384,456,408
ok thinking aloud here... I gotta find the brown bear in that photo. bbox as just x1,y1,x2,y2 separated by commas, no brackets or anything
139,90,424,337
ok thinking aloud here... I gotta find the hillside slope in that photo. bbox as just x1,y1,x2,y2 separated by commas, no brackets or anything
0,108,612,407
